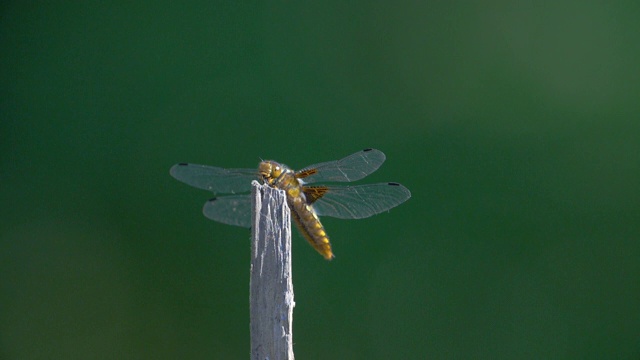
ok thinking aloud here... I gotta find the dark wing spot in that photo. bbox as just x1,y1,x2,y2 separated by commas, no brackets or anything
208,197,217,202
388,182,400,186
178,163,189,166
296,168,318,179
303,186,329,204
363,148,373,152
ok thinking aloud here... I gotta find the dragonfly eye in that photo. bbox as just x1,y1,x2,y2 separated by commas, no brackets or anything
258,161,283,184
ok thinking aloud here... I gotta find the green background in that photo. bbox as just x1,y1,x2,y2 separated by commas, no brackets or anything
2,2,639,359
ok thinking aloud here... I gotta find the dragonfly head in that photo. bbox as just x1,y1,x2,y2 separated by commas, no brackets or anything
258,160,283,185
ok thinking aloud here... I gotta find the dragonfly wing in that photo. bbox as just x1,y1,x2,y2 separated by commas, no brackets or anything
311,183,411,219
202,195,252,228
298,148,386,183
170,163,257,194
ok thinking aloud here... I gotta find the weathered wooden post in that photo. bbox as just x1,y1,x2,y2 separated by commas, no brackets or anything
250,181,295,360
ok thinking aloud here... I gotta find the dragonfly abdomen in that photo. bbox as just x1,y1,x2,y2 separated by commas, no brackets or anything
289,198,334,260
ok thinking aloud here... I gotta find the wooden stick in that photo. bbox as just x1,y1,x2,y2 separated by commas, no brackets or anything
250,181,295,360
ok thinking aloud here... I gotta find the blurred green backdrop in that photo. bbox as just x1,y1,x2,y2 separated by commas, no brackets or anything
2,2,639,359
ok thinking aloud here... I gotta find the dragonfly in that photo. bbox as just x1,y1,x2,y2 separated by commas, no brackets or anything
169,148,411,260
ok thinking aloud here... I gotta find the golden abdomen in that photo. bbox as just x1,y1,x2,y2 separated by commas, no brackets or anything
289,197,334,260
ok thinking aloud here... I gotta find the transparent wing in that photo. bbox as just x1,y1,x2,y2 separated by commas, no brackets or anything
170,163,258,194
298,148,386,183
311,183,411,219
202,195,252,228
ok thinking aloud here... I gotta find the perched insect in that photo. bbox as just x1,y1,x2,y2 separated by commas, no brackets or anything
170,148,411,259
